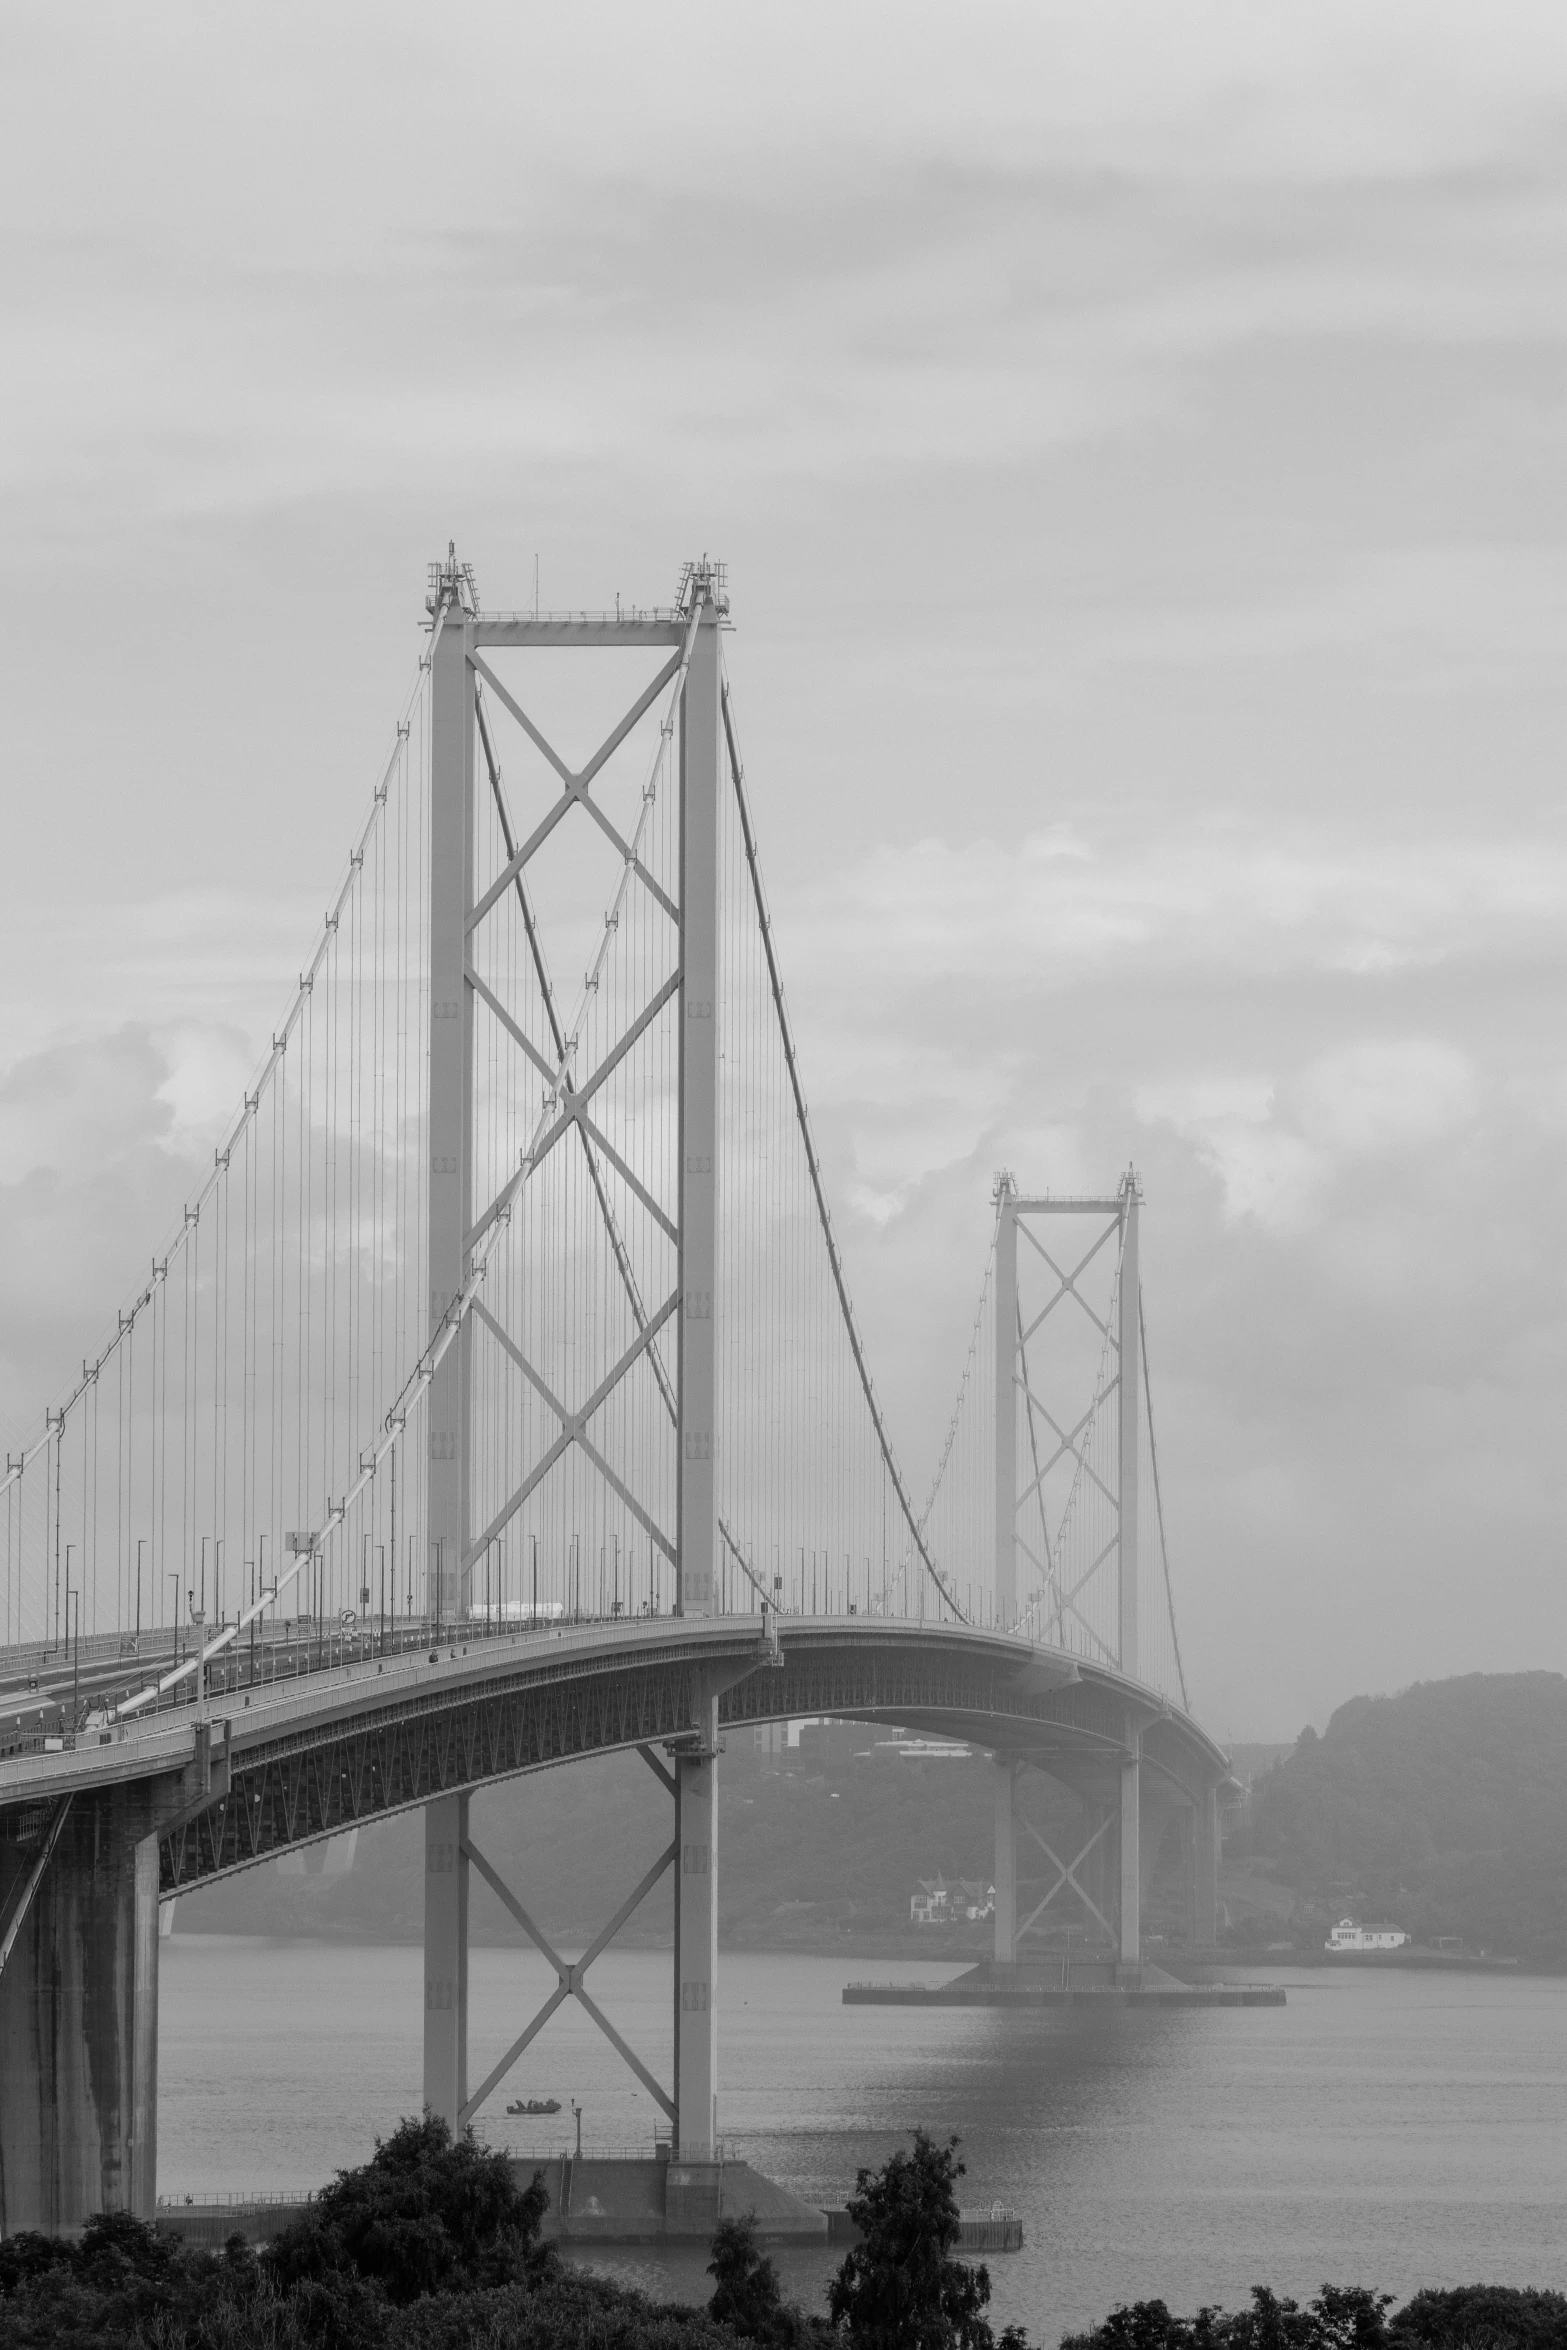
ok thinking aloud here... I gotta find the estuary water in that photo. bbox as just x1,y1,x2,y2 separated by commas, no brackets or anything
158,1938,1567,2342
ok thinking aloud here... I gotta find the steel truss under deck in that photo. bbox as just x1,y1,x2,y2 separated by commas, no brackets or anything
157,1623,1222,1899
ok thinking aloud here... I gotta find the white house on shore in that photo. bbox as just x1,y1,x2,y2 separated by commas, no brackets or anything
1326,1918,1410,1952
911,1876,995,1925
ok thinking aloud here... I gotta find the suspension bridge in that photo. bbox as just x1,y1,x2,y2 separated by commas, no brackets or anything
0,553,1231,2236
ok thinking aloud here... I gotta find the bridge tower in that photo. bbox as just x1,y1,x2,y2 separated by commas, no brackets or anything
672,569,722,2155
990,1174,1148,1977
0,551,1244,2238
418,551,727,2159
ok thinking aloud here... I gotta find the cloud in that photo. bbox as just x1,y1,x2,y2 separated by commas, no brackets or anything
2,0,1566,1733
1291,1037,1478,1158
0,1028,210,1439
155,1022,258,1147
1136,1039,1479,1231
0,1027,173,1188
785,826,1567,997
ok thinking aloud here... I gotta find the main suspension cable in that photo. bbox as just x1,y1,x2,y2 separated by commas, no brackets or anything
1139,1289,1189,1712
719,662,962,1622
110,588,706,1716
917,1227,995,1539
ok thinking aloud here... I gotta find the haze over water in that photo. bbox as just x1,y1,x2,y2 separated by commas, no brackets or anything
159,1939,1566,2340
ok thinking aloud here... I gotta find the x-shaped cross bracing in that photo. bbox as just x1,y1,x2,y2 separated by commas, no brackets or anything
1009,1220,1121,1534
466,650,683,933
459,635,778,1619
458,1746,680,2126
1015,1812,1115,1946
1042,1549,1120,1663
459,604,697,1270
466,1294,680,1571
1010,1218,1124,1651
1017,1216,1119,1347
465,972,681,1249
1012,1386,1118,1519
469,696,682,1370
1012,1529,1122,1665
465,970,676,1250
455,643,690,1592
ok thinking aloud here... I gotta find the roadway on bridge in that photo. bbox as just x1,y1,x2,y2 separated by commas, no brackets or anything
0,1611,1230,1865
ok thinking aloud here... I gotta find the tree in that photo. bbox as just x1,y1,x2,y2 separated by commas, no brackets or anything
708,2212,788,2341
267,2112,551,2306
1388,2286,1567,2349
1060,2287,1398,2350
828,2130,1022,2350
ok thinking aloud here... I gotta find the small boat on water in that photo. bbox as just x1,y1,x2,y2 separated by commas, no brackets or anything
505,2096,562,2116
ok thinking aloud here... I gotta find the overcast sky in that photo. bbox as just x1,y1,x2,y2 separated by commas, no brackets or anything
2,2,1564,1736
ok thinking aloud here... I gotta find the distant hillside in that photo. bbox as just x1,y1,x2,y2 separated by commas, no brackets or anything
175,1728,1165,1952
1228,1671,1567,1966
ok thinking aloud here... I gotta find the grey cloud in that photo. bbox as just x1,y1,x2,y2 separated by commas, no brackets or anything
1,0,1565,1731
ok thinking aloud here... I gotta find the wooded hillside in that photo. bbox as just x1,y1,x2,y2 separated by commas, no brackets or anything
176,1731,1112,1952
1229,1671,1567,1965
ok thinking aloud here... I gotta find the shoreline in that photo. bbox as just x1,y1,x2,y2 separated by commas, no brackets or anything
161,1922,1556,1975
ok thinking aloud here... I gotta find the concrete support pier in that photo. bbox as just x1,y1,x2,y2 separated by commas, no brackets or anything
674,1696,719,2161
1187,1783,1220,1948
993,1759,1017,1966
0,1789,162,2232
1118,1743,1141,1975
423,1792,470,2130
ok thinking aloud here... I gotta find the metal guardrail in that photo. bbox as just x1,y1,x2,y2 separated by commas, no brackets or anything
157,2189,319,2209
1,1606,696,1754
0,1612,779,1800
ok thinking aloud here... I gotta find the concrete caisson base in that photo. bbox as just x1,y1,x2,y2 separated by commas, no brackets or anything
156,2156,830,2250
533,2154,827,2243
844,1959,1285,2008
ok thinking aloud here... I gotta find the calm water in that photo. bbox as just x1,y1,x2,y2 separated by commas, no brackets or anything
158,1937,1567,2341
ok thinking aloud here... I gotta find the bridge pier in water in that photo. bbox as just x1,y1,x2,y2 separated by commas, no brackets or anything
1186,1784,1220,1947
417,1703,725,2162
423,1792,470,2129
673,1698,719,2160
1119,1745,1141,1973
0,1728,228,2235
0,1794,160,2231
990,1743,1219,1977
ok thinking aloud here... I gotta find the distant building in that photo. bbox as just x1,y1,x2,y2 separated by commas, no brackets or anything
910,1875,994,1925
1326,1917,1410,1952
797,1718,874,1762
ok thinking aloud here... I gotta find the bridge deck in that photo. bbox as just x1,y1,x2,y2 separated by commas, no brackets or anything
0,1614,1230,1894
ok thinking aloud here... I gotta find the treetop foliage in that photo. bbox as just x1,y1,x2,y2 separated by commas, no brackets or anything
1061,2284,1567,2350
268,2110,550,2304
708,2210,805,2347
828,2129,1023,2350
0,2119,1560,2350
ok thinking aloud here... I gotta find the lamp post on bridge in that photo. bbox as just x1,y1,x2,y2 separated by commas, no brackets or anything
65,1586,80,1734
188,1606,206,1732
